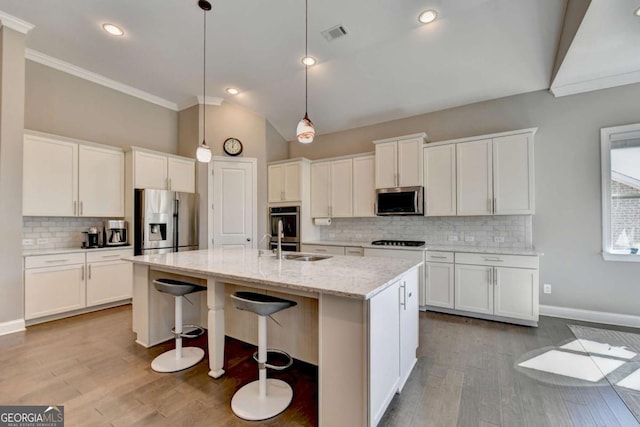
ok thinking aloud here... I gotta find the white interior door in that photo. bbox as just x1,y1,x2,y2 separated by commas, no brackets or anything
210,158,257,249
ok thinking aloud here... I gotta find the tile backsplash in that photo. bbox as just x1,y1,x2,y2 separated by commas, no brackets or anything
23,217,108,250
318,215,532,249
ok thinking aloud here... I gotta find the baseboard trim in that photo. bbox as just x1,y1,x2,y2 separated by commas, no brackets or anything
540,305,640,329
0,318,26,336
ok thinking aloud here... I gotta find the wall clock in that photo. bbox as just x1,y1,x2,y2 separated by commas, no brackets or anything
223,138,243,156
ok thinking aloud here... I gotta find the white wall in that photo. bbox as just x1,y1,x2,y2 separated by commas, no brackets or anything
291,85,640,317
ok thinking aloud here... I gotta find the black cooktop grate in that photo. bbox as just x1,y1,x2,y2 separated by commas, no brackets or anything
371,240,426,247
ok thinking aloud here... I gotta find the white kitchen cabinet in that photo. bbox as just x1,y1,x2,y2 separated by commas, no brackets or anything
167,157,196,193
23,132,125,217
493,133,535,214
352,155,376,217
86,249,133,307
268,161,302,202
423,144,457,216
374,134,426,189
133,149,195,193
425,251,455,309
456,139,493,216
23,134,77,216
369,279,401,426
78,145,124,217
494,267,539,321
399,268,419,392
454,263,494,315
311,159,353,218
24,253,87,320
451,252,539,324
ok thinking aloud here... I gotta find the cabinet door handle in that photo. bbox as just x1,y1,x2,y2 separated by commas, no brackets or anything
488,198,492,212
73,201,77,216
81,265,85,280
493,197,496,214
494,267,497,286
488,268,492,284
80,201,83,216
101,254,121,258
430,255,448,259
46,259,70,263
399,282,406,309
88,264,92,279
484,258,503,262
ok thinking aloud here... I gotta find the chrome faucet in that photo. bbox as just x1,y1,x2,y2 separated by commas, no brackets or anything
276,219,284,260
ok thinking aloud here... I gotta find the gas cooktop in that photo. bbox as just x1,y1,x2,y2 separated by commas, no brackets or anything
371,240,426,247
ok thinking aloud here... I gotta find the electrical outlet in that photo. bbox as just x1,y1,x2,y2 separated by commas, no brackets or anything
22,239,34,246
494,236,505,243
543,284,552,294
37,238,48,245
465,236,475,242
355,233,362,239
448,235,458,241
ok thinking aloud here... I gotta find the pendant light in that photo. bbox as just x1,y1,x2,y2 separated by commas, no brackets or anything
196,0,213,163
296,0,315,144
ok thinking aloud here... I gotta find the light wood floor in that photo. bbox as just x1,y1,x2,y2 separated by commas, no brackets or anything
2,306,639,426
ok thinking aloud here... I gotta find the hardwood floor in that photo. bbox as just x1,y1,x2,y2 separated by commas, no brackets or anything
1,306,639,426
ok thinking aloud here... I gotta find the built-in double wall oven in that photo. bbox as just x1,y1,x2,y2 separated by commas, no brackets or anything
269,206,300,252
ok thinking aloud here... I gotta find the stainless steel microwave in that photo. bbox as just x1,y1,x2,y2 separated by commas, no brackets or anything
375,186,424,216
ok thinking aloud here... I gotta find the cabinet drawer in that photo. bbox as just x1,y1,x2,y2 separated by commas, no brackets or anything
345,246,364,257
86,248,133,263
301,244,345,255
455,252,538,269
425,251,454,263
25,252,85,269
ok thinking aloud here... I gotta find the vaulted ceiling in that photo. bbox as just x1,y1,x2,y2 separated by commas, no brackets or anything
0,0,638,140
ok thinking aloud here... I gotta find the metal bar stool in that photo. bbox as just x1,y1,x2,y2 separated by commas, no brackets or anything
230,291,298,421
151,278,206,373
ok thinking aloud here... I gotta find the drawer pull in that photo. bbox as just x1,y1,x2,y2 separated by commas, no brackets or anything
46,259,70,263
484,258,503,262
101,254,121,258
430,255,448,259
315,249,327,252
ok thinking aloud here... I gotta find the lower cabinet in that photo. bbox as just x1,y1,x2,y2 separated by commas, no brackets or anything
300,244,346,255
452,253,539,323
25,249,133,322
425,251,455,309
369,267,419,426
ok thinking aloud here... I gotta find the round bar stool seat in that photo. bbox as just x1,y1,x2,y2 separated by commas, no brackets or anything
230,291,297,421
151,278,206,373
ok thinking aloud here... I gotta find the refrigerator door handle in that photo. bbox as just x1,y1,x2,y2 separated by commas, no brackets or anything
174,198,180,252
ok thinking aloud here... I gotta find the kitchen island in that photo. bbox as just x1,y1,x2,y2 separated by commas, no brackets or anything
128,248,421,426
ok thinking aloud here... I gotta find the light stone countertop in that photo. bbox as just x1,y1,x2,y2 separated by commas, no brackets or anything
23,245,133,257
126,248,421,300
303,240,541,256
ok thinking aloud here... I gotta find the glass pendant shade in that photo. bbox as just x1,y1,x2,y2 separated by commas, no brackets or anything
296,113,315,144
196,141,212,163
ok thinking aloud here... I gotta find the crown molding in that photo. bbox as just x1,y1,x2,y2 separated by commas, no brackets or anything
550,70,640,97
25,49,179,110
0,11,34,34
177,95,224,111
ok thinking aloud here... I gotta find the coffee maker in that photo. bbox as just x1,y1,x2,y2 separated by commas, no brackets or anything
103,220,128,246
82,227,100,248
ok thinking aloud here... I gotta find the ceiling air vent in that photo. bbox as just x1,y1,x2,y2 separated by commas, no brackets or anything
321,25,348,42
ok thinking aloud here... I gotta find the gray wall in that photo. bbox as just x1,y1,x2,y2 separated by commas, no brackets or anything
25,61,178,152
0,27,27,324
291,85,640,317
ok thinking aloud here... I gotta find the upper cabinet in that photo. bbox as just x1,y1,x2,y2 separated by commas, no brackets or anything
374,134,426,189
23,132,124,217
425,128,536,217
133,149,195,193
352,155,376,217
268,160,303,203
311,159,353,218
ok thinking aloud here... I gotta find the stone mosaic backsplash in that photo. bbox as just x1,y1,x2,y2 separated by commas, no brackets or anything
317,215,533,249
23,216,108,250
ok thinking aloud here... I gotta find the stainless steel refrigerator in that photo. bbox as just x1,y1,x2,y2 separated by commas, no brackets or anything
134,189,199,255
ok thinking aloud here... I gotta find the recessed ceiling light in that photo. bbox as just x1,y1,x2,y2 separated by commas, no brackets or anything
301,56,316,66
418,10,438,24
635,6,640,16
103,23,124,36
226,87,239,95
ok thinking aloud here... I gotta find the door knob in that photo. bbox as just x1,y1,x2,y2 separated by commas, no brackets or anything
246,238,251,242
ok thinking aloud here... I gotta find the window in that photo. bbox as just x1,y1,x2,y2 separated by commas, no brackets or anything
601,123,640,262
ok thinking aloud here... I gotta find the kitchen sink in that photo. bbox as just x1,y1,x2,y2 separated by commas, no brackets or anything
283,254,332,262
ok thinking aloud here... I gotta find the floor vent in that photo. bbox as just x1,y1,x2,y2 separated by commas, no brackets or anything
321,25,348,42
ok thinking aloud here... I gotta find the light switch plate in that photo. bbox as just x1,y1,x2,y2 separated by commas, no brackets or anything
22,239,34,246
543,284,552,294
465,236,475,242
37,238,48,244
448,235,458,241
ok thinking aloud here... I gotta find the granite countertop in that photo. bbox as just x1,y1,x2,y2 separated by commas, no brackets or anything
126,248,421,300
23,245,133,257
302,240,541,256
